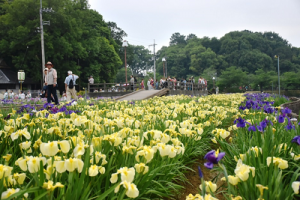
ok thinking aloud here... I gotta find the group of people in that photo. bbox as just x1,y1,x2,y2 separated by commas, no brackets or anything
2,62,80,103
43,61,79,105
139,76,208,91
3,89,31,100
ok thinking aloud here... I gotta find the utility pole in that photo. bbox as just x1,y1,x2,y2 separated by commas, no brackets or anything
278,56,280,96
275,55,280,95
40,0,45,85
39,1,53,87
122,40,128,83
149,40,157,83
166,58,167,78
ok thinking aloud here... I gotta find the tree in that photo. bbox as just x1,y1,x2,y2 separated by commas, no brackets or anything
190,48,219,75
0,0,122,91
281,72,300,90
106,21,127,59
169,32,186,46
252,69,276,92
186,33,197,41
237,50,273,72
126,45,152,75
217,66,248,90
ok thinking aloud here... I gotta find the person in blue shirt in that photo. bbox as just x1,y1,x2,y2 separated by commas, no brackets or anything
155,80,159,90
183,79,187,90
64,71,79,101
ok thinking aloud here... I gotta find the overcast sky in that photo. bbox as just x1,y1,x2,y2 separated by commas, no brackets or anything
89,0,300,52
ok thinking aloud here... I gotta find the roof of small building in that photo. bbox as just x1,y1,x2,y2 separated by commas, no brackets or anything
0,68,36,84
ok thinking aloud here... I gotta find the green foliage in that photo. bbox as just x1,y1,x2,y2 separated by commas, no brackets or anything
0,0,123,91
252,69,277,91
217,66,248,90
272,96,291,107
126,44,152,75
155,30,300,92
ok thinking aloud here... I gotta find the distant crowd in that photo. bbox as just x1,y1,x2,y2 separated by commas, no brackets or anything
141,76,208,90
2,89,31,100
89,75,209,92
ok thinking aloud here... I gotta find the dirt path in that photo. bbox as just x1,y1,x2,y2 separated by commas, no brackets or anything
173,160,225,200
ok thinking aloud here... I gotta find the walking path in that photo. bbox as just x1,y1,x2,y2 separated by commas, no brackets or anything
116,89,169,101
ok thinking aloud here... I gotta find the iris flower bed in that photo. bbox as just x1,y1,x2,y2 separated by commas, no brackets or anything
0,94,245,199
187,93,300,200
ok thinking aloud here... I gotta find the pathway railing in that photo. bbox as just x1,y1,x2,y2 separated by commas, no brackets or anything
88,81,207,93
88,83,141,93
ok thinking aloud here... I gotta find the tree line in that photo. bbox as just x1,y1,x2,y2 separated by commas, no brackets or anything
1,0,300,92
0,0,123,91
154,31,300,92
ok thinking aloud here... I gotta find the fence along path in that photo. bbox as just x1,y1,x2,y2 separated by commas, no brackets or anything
88,81,207,100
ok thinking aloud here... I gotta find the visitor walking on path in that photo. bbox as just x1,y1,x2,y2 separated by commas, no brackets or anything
65,70,79,101
150,77,154,89
147,79,151,90
140,79,144,90
45,61,59,105
130,75,134,91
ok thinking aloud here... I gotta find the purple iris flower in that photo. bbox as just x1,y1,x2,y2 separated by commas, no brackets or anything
252,104,261,110
43,103,54,109
234,118,250,128
264,105,274,114
281,107,292,114
4,114,11,120
292,136,300,145
50,107,59,114
239,106,246,110
257,125,264,132
89,103,94,106
277,115,285,123
58,106,67,112
246,102,252,109
204,150,225,169
248,125,256,132
260,120,268,129
197,166,203,178
65,110,76,115
129,101,135,105
285,123,295,131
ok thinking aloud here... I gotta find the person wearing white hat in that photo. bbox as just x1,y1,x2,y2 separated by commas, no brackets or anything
64,70,79,101
89,75,94,84
45,61,59,105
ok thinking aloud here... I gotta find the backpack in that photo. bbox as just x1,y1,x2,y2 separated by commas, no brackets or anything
69,76,74,89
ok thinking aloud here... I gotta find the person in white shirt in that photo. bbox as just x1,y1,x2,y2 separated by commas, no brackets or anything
45,61,59,105
3,89,8,99
147,79,151,90
26,91,31,99
19,91,25,99
89,76,94,84
9,90,14,99
130,75,134,90
64,71,79,101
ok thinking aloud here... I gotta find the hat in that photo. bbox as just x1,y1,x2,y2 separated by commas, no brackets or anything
45,61,53,67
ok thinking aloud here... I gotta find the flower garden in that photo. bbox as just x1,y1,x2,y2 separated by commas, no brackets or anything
0,93,299,199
